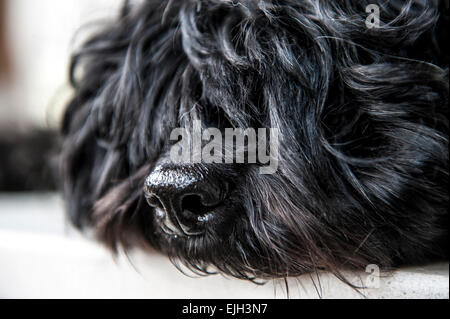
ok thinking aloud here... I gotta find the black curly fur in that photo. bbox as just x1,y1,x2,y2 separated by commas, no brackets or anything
61,0,449,282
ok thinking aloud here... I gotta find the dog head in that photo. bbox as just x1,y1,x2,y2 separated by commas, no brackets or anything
61,0,448,281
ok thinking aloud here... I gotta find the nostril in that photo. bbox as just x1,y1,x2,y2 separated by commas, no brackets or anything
146,194,164,210
181,194,220,216
144,164,232,236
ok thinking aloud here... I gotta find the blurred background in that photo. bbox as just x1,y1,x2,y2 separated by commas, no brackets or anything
0,0,448,298
0,0,121,127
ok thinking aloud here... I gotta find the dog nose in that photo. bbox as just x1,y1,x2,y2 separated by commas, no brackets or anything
143,164,229,236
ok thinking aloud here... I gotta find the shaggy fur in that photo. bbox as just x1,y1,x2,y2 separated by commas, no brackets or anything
61,0,449,282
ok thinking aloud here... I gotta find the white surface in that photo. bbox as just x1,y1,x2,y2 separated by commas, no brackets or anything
0,193,448,299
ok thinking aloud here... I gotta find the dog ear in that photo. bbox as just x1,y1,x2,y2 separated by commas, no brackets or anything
60,0,182,230
60,9,135,228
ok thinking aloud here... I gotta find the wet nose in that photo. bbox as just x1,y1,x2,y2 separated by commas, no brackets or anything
143,164,229,236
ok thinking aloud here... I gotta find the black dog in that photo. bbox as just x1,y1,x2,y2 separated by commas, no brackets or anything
60,0,449,282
